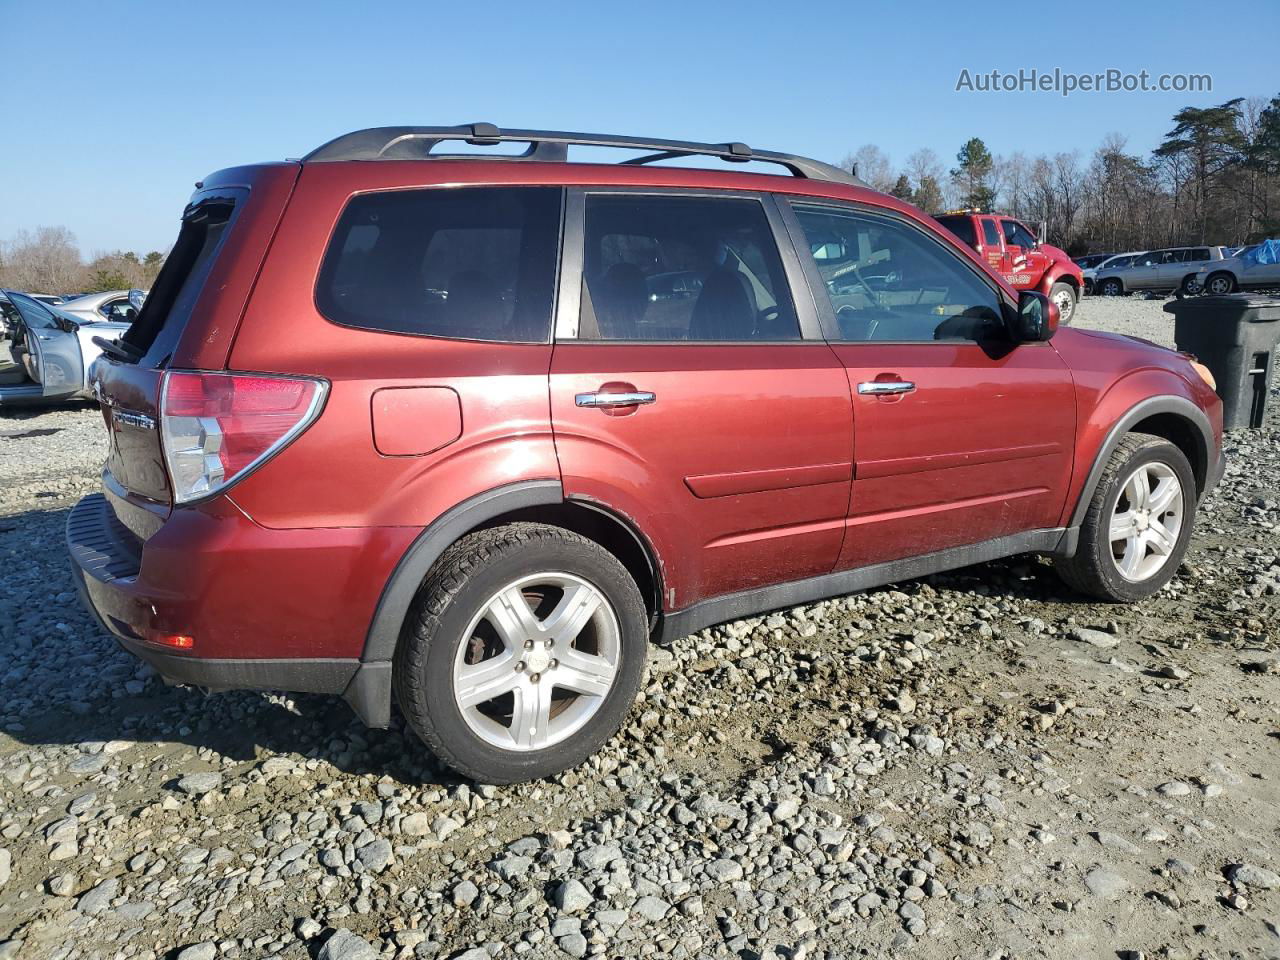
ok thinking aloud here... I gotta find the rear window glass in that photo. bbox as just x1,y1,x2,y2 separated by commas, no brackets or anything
936,216,976,248
316,187,563,343
124,194,241,366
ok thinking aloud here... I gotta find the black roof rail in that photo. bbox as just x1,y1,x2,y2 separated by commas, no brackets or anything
302,123,865,187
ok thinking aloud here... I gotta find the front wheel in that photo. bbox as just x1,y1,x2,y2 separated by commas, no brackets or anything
1049,282,1077,325
1205,272,1236,296
394,522,648,783
1099,277,1124,297
1181,274,1204,296
1054,433,1196,602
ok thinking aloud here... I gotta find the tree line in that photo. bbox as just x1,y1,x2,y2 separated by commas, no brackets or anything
0,226,165,296
841,92,1280,255
5,92,1278,288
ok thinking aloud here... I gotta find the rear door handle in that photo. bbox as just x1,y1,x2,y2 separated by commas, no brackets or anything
575,390,656,408
857,381,915,395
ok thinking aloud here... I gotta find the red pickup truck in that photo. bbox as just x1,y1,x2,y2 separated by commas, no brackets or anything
935,210,1083,324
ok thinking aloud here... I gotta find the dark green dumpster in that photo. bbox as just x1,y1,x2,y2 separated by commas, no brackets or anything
1165,294,1280,430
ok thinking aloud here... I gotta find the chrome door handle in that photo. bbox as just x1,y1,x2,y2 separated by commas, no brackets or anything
857,381,915,395
575,390,656,408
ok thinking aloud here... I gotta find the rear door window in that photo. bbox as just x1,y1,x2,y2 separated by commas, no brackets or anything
316,187,563,343
577,194,799,341
980,218,1002,249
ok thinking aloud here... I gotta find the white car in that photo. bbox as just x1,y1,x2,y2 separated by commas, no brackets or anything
1082,251,1143,295
0,290,132,404
1194,240,1280,295
58,289,146,325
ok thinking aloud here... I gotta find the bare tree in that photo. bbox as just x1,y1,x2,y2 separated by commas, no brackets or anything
0,226,83,293
840,144,895,192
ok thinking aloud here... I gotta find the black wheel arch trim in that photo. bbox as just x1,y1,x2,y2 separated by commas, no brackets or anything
345,479,564,727
360,479,564,666
1068,394,1217,531
564,493,665,620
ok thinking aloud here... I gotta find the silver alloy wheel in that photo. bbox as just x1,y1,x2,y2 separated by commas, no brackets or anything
1109,461,1184,582
1207,274,1233,295
1102,279,1122,296
1183,277,1203,295
452,572,620,752
1052,287,1075,322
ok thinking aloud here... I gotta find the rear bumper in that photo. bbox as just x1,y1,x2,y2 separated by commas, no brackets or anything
66,493,411,726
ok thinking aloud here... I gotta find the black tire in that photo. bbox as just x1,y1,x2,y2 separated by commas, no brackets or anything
1054,433,1196,602
1099,277,1124,297
1049,282,1077,325
1204,271,1236,296
393,522,648,783
1180,274,1204,296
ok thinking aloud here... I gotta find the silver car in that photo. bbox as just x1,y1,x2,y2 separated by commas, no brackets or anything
58,289,145,325
0,290,132,404
1193,241,1280,295
1094,246,1228,297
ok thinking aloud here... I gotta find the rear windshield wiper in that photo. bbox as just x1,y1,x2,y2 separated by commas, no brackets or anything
93,335,144,363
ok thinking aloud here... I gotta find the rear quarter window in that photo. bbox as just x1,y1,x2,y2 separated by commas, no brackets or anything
316,186,563,343
936,216,977,248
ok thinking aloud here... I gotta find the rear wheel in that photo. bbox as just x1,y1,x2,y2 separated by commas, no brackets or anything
1099,277,1124,297
1054,433,1195,602
1049,282,1077,324
394,522,648,783
1205,272,1236,295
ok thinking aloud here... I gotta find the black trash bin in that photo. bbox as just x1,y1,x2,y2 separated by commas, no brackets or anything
1165,294,1280,430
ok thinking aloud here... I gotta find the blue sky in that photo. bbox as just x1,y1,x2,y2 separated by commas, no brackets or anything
3,0,1278,254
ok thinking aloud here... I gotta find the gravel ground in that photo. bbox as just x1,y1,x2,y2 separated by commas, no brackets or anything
0,297,1277,960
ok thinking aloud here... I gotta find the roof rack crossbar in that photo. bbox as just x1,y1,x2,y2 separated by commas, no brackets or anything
302,124,863,186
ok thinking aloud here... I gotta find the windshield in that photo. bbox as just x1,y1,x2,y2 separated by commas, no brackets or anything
3,290,60,329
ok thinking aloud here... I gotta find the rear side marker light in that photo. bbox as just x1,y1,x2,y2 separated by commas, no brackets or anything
160,371,328,504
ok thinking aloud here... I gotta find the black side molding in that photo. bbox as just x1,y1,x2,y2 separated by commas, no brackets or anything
658,527,1071,645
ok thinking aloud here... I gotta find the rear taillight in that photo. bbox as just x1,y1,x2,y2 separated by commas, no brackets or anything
160,371,328,503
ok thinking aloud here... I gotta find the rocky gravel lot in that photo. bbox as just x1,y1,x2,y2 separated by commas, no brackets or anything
1,296,1278,960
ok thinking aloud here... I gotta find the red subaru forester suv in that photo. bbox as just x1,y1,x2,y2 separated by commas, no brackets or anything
68,125,1224,783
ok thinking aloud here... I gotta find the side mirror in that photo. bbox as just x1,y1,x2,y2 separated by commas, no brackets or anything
1036,220,1047,247
1014,291,1058,342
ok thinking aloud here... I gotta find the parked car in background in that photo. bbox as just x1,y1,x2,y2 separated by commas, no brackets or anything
1094,246,1228,297
1193,239,1280,294
59,289,146,325
0,289,132,404
1082,251,1145,295
70,123,1224,784
933,210,1083,323
1073,253,1114,270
